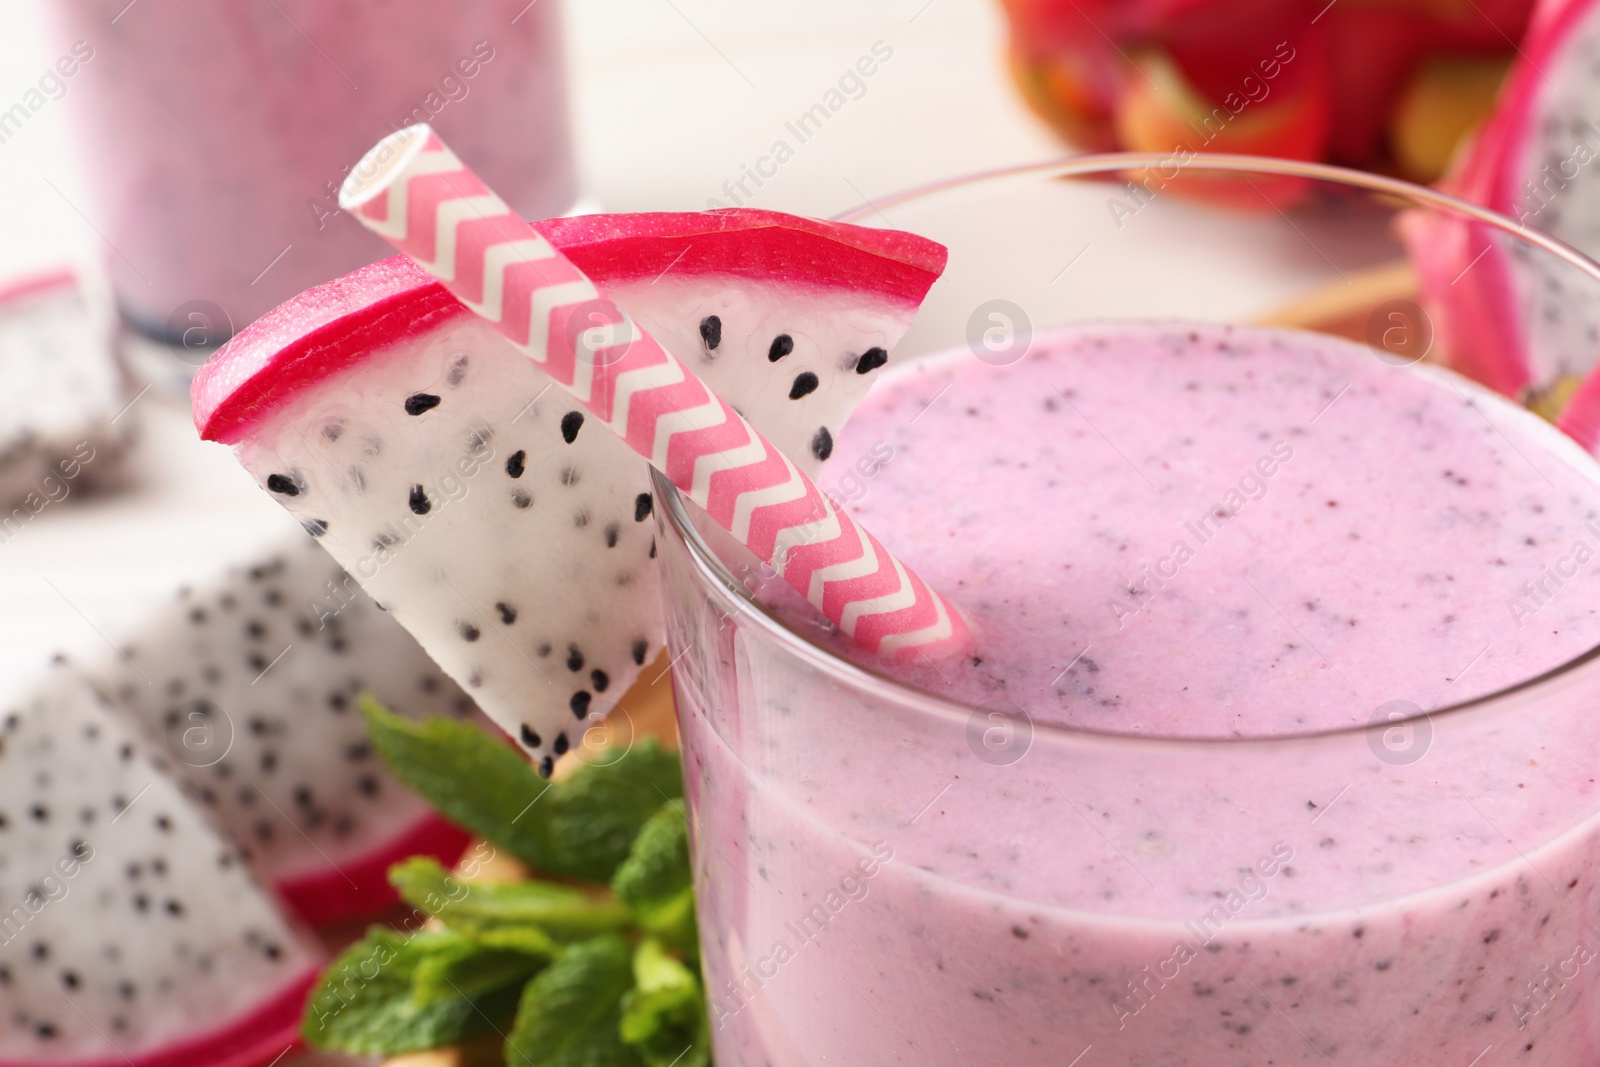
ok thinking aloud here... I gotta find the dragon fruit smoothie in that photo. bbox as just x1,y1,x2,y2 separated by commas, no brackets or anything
660,322,1600,1065
44,0,574,340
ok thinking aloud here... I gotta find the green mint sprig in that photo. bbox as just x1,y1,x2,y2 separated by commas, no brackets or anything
299,699,710,1067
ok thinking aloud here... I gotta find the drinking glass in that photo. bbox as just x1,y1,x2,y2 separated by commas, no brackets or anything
652,156,1600,1065
42,0,575,350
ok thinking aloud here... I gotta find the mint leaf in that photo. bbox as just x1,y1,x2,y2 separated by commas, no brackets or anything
391,855,629,942
412,941,545,1008
361,699,552,866
540,739,685,881
620,939,710,1067
363,699,682,880
612,800,697,953
505,935,642,1067
301,928,526,1055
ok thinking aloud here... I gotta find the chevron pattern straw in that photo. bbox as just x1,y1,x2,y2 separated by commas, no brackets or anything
339,125,967,658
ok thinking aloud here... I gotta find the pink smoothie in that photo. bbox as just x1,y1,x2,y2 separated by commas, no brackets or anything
669,322,1600,1065
45,0,574,341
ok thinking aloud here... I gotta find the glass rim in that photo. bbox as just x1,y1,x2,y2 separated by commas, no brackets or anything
653,151,1600,753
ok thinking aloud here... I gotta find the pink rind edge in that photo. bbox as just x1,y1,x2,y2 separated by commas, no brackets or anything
193,211,948,445
0,967,319,1067
0,268,79,308
276,812,472,926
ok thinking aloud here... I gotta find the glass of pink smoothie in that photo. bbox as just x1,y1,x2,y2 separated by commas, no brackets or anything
42,0,574,349
653,159,1600,1065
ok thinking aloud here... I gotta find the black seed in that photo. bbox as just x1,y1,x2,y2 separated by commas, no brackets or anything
811,426,833,462
164,899,185,917
566,645,584,672
408,485,432,515
265,473,299,496
561,466,580,487
768,334,794,361
459,622,481,642
789,372,819,399
29,805,46,822
633,493,654,523
497,602,517,625
357,775,379,797
155,814,172,832
404,393,441,416
553,732,570,756
856,347,889,374
302,519,329,537
519,724,542,749
561,411,585,443
604,523,620,548
293,786,312,806
512,490,532,509
571,691,592,718
591,669,609,692
61,971,78,989
538,756,555,778
632,639,649,665
35,1022,56,1039
506,450,526,478
700,315,722,350
649,538,657,559
448,357,469,385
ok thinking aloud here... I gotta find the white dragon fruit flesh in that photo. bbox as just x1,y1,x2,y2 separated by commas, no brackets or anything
0,271,132,530
77,533,476,925
0,668,320,1067
192,210,946,773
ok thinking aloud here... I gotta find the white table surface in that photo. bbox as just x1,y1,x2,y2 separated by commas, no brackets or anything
0,4,1363,1062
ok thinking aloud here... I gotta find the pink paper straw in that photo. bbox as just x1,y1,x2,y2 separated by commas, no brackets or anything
338,124,968,659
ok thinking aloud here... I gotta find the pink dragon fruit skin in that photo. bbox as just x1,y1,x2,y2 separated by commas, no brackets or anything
1405,0,1600,405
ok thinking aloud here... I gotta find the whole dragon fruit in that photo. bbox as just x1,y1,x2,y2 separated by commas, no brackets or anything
193,210,945,774
0,668,320,1066
77,532,477,924
1000,0,1532,182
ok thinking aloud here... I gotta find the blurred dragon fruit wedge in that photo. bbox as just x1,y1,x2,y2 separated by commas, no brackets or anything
1399,0,1600,446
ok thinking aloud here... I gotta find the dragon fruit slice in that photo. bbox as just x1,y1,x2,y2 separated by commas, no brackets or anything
192,210,945,772
0,668,320,1067
1402,0,1600,401
77,534,475,925
0,271,131,522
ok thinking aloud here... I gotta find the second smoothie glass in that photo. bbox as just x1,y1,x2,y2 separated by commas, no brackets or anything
653,157,1600,1065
